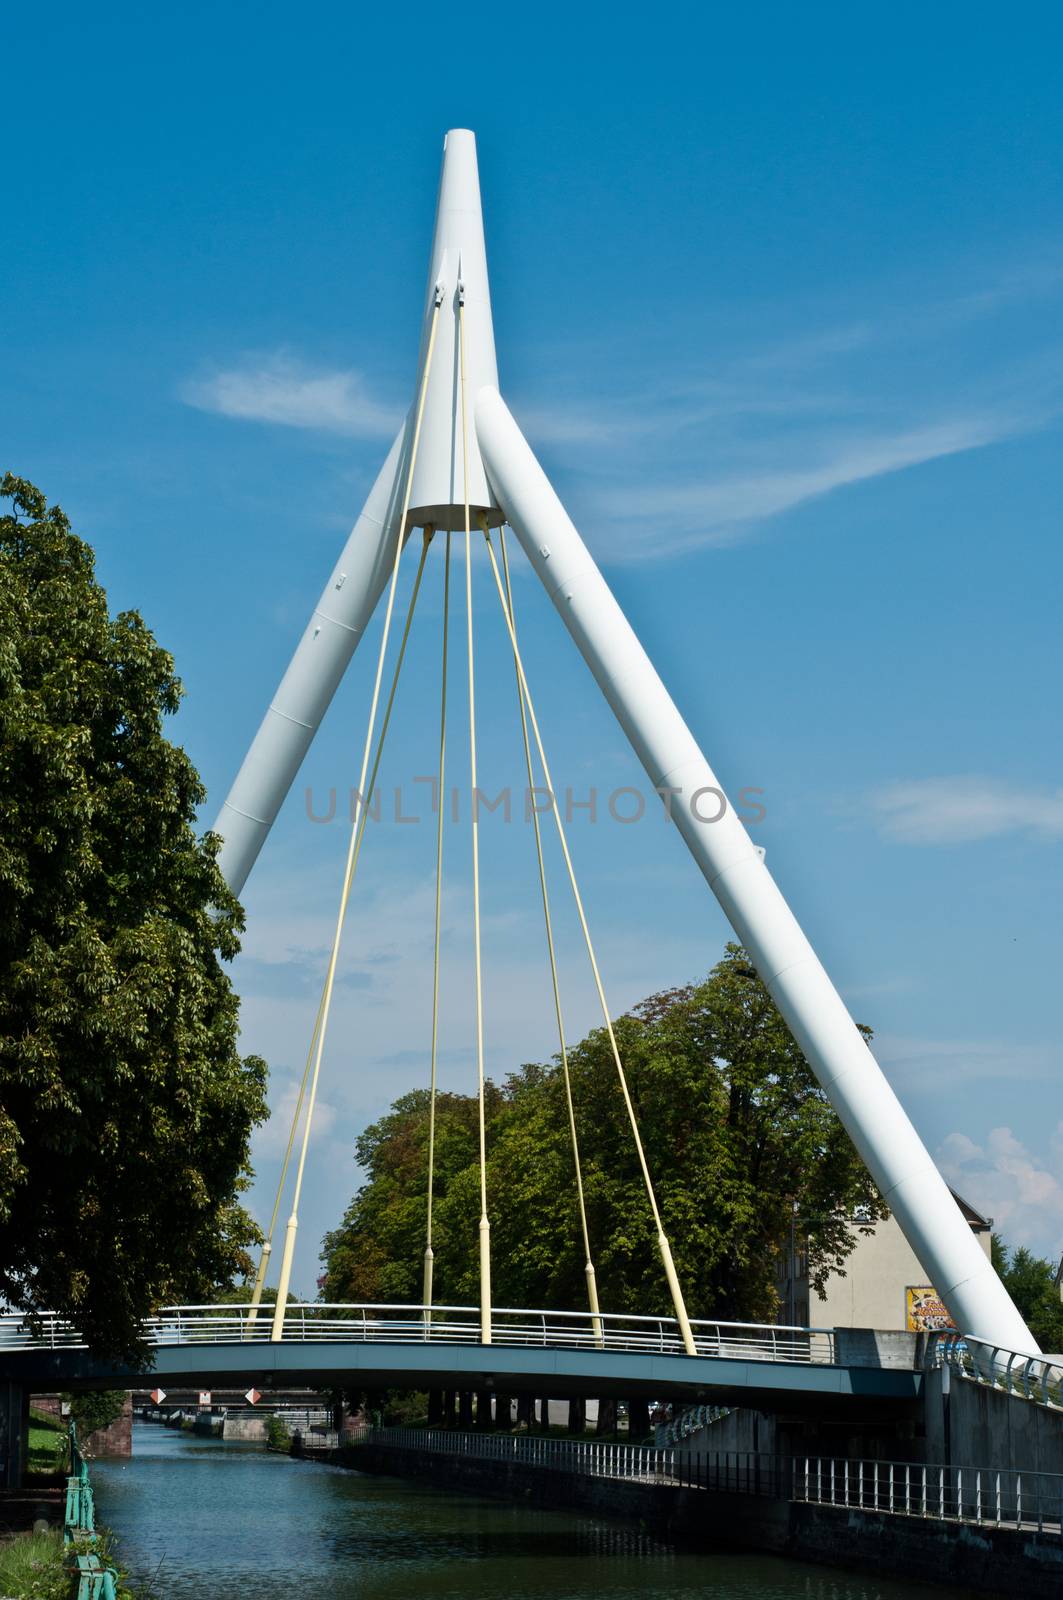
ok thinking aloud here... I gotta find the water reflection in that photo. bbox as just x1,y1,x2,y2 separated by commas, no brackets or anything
91,1425,959,1599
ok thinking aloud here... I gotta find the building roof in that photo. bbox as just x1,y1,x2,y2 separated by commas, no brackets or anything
949,1189,992,1229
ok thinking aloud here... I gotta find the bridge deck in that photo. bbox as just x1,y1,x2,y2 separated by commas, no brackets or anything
1,1339,921,1419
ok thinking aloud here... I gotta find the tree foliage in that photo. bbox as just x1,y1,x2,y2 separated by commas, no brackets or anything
62,1390,126,1439
0,475,268,1360
322,945,884,1321
209,1282,297,1305
992,1236,1063,1352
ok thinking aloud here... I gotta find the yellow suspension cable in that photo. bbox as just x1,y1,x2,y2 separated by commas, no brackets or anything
498,528,603,1346
269,304,443,1341
458,294,492,1346
480,519,697,1357
423,529,452,1320
244,985,325,1330
267,526,432,1335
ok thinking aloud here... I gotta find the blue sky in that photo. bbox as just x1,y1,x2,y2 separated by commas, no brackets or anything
4,3,1062,1298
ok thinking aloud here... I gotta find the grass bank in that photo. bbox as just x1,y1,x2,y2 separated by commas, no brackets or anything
0,1527,156,1600
25,1408,67,1479
0,1530,68,1599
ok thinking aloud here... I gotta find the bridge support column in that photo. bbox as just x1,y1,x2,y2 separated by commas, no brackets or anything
476,383,1038,1355
474,1389,492,1429
596,1398,616,1438
458,1391,474,1430
629,1398,650,1442
212,424,410,895
330,1389,346,1436
567,1397,586,1436
427,1390,444,1429
0,1381,26,1488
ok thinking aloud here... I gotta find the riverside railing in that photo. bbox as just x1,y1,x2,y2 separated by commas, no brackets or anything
361,1427,1063,1538
930,1332,1063,1412
789,1453,1063,1533
0,1304,836,1364
63,1422,121,1599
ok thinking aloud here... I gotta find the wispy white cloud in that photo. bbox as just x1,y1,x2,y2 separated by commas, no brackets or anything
841,974,920,1002
179,259,1063,561
878,1033,1060,1089
937,1124,1063,1256
253,1079,339,1160
598,415,1017,555
181,355,400,437
540,263,1063,558
514,403,621,446
868,776,1063,845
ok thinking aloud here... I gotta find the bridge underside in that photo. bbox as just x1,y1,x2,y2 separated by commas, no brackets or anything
1,1342,921,1422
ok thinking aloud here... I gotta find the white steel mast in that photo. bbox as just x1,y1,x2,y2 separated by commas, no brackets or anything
212,129,1038,1353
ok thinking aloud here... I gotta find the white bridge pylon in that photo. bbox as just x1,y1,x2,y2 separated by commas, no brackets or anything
213,129,1037,1355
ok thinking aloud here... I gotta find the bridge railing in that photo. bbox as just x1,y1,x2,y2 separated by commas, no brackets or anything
137,1303,836,1363
363,1427,1063,1537
0,1303,835,1364
929,1332,1063,1411
0,1310,85,1349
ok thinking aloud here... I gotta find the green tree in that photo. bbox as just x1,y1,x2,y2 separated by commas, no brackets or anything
264,1413,293,1451
322,1088,497,1304
992,1235,1063,1351
322,945,883,1321
0,475,268,1360
209,1282,298,1305
62,1390,126,1439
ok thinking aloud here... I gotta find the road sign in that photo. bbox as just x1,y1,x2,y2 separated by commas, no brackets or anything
244,1388,262,1406
197,1390,211,1408
150,1388,167,1405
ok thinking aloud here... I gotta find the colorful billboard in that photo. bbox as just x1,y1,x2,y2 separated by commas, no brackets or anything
906,1286,957,1332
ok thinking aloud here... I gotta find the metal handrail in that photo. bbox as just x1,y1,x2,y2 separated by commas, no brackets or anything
362,1427,1063,1538
63,1422,121,1596
929,1332,1063,1412
0,1303,836,1363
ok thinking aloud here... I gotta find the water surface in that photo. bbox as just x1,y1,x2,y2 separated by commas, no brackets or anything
93,1424,961,1598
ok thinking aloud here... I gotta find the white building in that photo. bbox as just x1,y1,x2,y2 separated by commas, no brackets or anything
780,1191,992,1332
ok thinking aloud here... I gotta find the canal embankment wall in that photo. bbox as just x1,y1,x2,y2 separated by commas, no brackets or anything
222,1414,268,1441
923,1366,1063,1475
30,1392,133,1457
669,1363,1063,1478
342,1437,1063,1599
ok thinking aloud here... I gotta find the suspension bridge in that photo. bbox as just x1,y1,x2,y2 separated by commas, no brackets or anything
204,127,1036,1362
0,133,1043,1462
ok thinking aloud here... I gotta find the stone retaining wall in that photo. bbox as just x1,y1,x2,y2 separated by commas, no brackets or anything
31,1393,132,1458
924,1366,1063,1476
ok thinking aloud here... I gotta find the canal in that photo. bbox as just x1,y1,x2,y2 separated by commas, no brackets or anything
93,1424,959,1598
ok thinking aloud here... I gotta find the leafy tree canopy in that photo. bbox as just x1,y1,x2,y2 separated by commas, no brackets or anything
210,1282,298,1306
991,1236,1063,1352
62,1390,126,1439
321,945,884,1322
0,475,268,1360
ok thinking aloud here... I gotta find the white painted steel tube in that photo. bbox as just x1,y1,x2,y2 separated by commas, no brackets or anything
475,384,1037,1354
212,425,408,895
406,129,501,531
